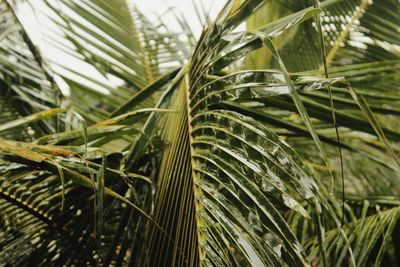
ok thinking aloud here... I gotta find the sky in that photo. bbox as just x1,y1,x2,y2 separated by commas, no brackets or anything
134,0,223,36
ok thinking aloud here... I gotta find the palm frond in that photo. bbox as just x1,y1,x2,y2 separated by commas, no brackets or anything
0,0,61,136
38,0,191,123
1,0,400,266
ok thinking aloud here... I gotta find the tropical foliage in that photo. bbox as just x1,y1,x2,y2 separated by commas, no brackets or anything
0,0,399,266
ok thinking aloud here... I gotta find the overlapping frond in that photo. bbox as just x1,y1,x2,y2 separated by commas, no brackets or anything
0,106,164,265
0,0,61,137
138,1,339,266
39,0,191,123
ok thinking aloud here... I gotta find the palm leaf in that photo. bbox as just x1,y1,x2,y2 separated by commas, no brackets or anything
0,0,61,136
1,0,400,266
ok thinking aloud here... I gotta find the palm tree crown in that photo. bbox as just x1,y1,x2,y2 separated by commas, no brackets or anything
0,0,399,266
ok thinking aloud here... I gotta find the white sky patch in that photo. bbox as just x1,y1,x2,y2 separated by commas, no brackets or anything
134,0,224,36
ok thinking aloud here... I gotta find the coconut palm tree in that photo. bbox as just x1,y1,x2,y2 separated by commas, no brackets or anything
0,0,399,266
